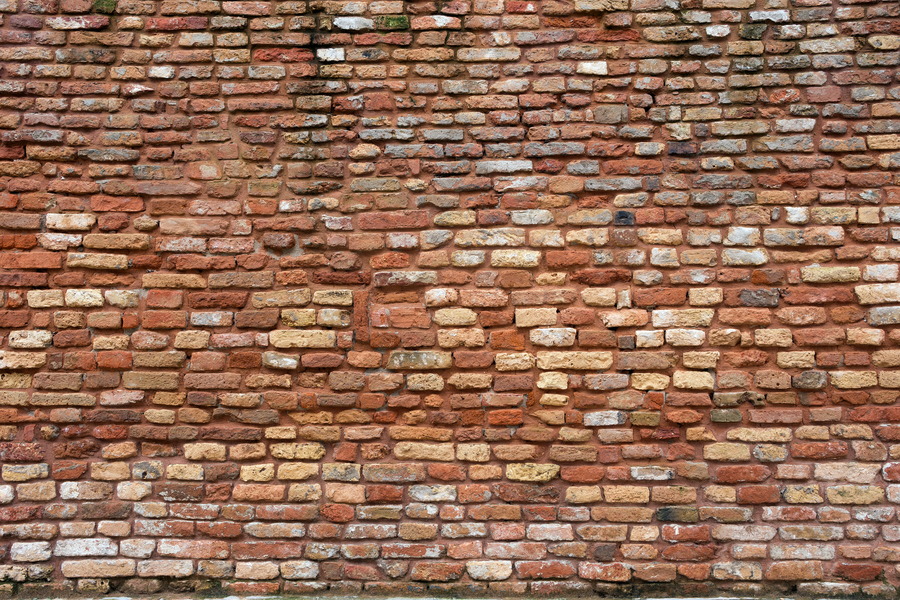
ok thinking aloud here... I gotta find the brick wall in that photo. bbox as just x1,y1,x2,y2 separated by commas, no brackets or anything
0,0,899,595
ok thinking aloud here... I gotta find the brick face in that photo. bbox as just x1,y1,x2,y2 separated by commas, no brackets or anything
0,0,898,596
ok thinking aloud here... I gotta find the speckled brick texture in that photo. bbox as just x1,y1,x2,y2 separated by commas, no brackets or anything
0,0,900,597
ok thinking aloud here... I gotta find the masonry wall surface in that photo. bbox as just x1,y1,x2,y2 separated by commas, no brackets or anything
0,0,899,596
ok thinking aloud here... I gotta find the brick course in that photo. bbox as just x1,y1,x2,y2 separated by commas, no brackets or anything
0,0,899,596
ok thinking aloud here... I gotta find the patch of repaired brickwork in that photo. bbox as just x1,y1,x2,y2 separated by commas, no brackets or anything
0,0,899,596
